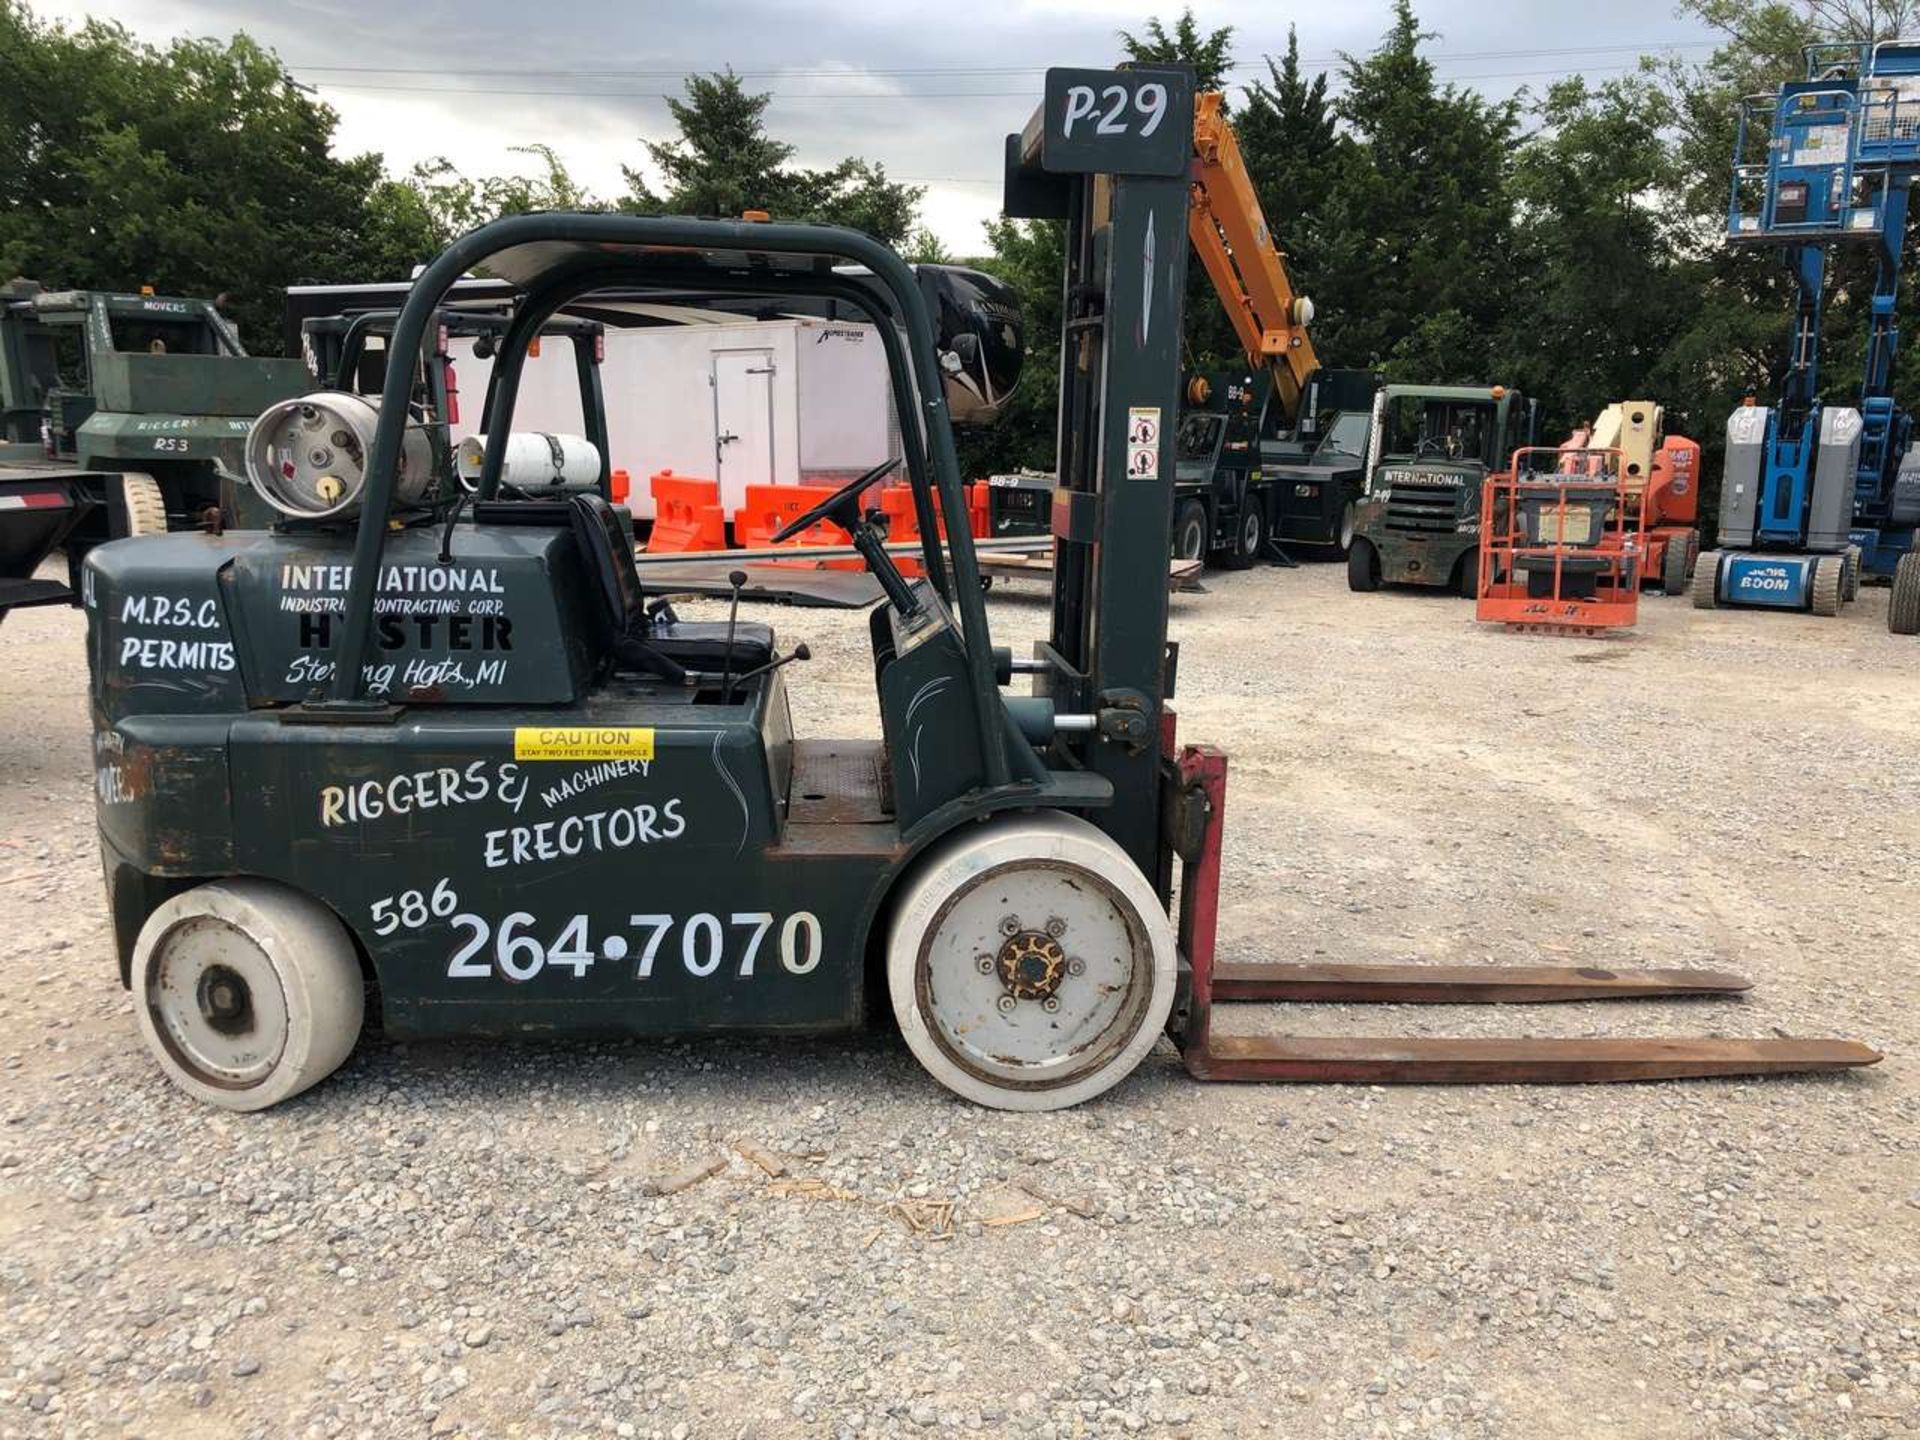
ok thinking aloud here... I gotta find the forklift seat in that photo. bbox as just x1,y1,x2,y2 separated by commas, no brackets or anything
565,494,774,677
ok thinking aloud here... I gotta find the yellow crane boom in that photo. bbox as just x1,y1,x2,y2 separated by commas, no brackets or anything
1187,91,1319,418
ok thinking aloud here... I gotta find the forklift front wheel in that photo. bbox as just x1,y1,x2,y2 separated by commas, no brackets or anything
886,812,1177,1111
1346,537,1381,593
130,879,365,1112
118,471,168,538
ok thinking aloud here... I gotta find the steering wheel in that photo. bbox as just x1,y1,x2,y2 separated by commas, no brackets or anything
1415,436,1449,460
769,457,900,543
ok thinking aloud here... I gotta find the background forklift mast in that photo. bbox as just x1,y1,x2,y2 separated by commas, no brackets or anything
1708,40,1920,623
1174,92,1382,563
1347,383,1533,595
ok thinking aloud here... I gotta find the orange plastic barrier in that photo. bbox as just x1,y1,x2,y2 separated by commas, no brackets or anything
644,470,725,553
735,484,863,569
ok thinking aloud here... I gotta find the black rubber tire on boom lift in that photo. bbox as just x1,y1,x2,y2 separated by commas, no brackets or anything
1347,537,1381,592
1691,553,1719,609
1890,551,1920,635
1172,500,1207,565
1810,553,1844,617
1661,534,1691,594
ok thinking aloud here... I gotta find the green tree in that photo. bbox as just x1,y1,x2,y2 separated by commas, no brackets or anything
954,219,1064,477
0,1,399,351
1117,8,1235,92
1235,29,1338,305
1498,77,1695,436
361,145,602,270
1311,0,1519,382
622,70,924,243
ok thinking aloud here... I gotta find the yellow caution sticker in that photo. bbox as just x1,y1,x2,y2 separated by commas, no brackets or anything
513,727,656,762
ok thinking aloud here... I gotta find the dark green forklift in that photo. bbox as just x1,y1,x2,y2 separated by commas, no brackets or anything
1347,383,1535,596
85,69,1875,1111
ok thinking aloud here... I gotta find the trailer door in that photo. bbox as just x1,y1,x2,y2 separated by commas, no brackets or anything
712,349,775,515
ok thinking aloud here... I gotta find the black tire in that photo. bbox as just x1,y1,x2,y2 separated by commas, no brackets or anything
1456,552,1480,599
1222,497,1267,570
1335,498,1358,557
1660,531,1694,594
1810,554,1844,617
1691,552,1719,609
1890,551,1920,635
1347,537,1381,592
1172,500,1207,564
1842,546,1861,602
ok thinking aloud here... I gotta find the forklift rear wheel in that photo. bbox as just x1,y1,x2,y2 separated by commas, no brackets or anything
1691,553,1719,609
131,880,364,1111
1890,551,1920,635
1346,537,1381,592
119,472,168,537
1172,501,1207,564
1222,501,1267,570
886,812,1176,1111
1810,554,1844,617
1842,546,1861,602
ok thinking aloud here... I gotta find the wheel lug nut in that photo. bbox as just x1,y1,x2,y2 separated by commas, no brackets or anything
1042,997,1060,1013
1067,958,1085,977
999,915,1021,936
1045,917,1066,937
976,955,995,974
996,995,1017,1013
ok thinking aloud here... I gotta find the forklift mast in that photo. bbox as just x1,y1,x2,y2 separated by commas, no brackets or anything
1006,65,1196,873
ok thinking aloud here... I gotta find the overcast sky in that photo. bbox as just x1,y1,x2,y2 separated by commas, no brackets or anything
37,0,1722,254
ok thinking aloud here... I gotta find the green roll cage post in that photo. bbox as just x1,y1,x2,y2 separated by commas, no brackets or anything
320,213,1009,797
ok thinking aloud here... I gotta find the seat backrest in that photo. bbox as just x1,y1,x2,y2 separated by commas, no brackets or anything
567,493,644,638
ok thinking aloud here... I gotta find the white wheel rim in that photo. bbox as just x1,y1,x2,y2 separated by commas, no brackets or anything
914,858,1157,1092
1241,510,1261,553
1178,516,1203,560
144,916,289,1089
1339,502,1355,550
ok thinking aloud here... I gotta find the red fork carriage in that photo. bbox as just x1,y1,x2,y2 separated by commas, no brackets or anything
1477,446,1645,635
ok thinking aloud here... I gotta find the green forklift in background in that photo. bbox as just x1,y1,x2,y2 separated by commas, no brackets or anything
83,68,1874,1113
0,280,307,622
1347,383,1535,596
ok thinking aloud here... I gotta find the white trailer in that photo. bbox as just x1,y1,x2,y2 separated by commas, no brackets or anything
447,315,895,520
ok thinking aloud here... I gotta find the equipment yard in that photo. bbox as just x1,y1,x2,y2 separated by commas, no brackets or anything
2,564,1914,1440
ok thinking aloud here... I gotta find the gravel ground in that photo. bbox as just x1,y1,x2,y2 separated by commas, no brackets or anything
1,560,1916,1440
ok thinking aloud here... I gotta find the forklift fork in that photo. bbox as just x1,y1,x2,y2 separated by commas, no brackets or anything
1168,746,1881,1084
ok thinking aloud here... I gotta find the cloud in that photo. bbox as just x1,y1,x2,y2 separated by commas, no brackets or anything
32,0,1716,257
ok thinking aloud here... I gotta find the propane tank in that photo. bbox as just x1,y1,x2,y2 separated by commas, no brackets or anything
245,392,435,521
454,433,604,494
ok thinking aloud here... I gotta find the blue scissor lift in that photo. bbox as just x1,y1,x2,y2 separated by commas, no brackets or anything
1702,40,1920,626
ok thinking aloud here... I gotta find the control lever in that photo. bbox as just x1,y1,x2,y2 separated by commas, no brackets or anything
719,569,747,704
727,643,811,699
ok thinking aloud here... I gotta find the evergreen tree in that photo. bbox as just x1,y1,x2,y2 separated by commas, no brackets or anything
1117,8,1235,92
1236,29,1337,299
1311,0,1520,382
621,70,923,244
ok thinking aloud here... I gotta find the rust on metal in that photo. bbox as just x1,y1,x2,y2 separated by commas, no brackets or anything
1183,1034,1883,1084
1209,962,1755,1005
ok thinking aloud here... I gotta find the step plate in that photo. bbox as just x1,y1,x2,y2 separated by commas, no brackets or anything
1210,962,1754,1005
1184,1034,1883,1085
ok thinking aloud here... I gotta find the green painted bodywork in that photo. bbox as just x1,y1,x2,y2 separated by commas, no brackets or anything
1,285,307,527
1352,384,1528,590
85,75,1199,1047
